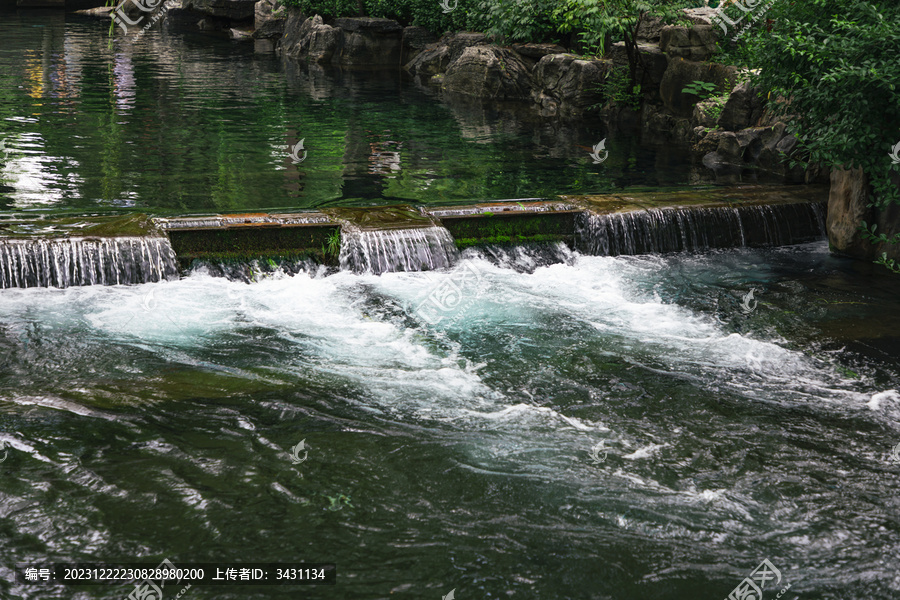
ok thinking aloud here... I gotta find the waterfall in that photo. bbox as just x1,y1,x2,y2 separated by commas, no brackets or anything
0,237,178,289
575,201,826,256
338,226,459,275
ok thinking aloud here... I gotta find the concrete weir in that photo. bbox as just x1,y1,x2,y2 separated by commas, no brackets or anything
159,185,827,267
0,185,829,286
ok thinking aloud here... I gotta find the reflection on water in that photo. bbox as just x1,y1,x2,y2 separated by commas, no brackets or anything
0,11,718,217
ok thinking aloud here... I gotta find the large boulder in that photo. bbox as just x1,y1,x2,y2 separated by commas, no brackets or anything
404,32,489,82
511,43,568,61
825,167,900,261
283,15,341,63
442,46,533,100
183,0,256,20
253,0,286,39
607,41,668,95
280,14,404,66
659,57,737,117
531,53,611,118
717,81,765,131
636,14,664,43
659,25,717,61
402,26,437,64
332,17,403,66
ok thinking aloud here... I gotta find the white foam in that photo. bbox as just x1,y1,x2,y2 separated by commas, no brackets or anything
868,390,900,410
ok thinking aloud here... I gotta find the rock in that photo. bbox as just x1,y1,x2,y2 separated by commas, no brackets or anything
692,98,721,128
402,26,437,64
229,26,253,40
442,46,533,100
607,41,668,95
75,6,114,17
280,8,306,54
717,81,764,131
280,14,404,65
333,18,403,66
332,17,401,33
531,53,610,118
775,133,799,155
636,14,664,42
404,32,489,82
284,15,341,63
253,0,285,39
827,167,873,258
693,129,734,154
716,131,742,163
443,32,490,62
511,43,568,60
682,7,720,26
183,0,256,21
659,58,737,117
660,25,717,61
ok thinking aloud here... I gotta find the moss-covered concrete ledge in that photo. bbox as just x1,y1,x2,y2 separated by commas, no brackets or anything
154,184,828,262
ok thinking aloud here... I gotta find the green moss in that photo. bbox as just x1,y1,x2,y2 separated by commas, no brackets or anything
168,225,340,263
442,211,577,247
453,233,571,249
80,214,162,237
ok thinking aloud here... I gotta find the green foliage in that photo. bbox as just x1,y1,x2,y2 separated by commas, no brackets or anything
859,222,900,245
595,66,642,111
703,95,728,120
482,0,562,43
730,0,900,210
875,253,900,274
323,228,341,258
551,0,693,72
281,0,489,32
682,80,719,99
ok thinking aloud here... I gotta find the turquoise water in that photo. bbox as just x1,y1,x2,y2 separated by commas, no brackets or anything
2,9,900,600
0,12,694,217
1,241,900,599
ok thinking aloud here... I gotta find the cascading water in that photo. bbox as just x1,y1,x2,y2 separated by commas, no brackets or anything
576,201,826,256
0,236,178,289
338,226,460,275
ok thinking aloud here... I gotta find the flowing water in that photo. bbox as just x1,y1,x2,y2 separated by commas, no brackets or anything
2,9,900,600
339,226,459,275
0,236,177,289
1,241,900,599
